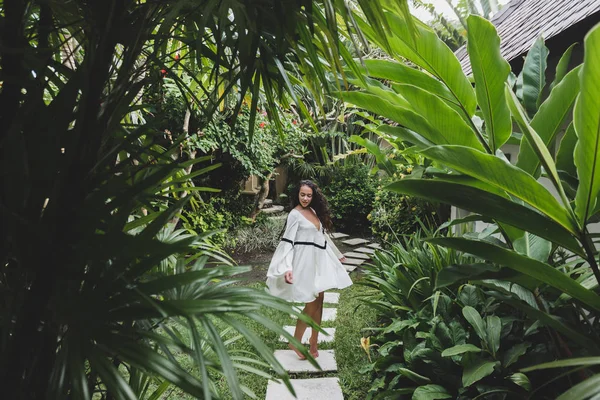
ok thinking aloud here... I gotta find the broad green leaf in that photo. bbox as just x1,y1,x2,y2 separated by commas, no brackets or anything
462,354,497,387
467,15,511,152
436,263,501,289
346,75,412,109
462,306,487,343
478,279,538,308
412,384,452,400
503,342,531,367
378,125,435,149
521,36,549,115
441,344,482,357
386,179,583,255
556,122,577,177
517,66,581,177
574,24,600,224
513,233,552,262
509,373,531,392
420,145,578,234
558,374,600,400
522,356,600,372
392,84,485,150
506,84,574,218
550,43,578,90
361,59,458,109
490,292,600,352
429,237,600,312
485,316,501,356
342,91,457,146
355,11,476,116
459,284,480,308
438,214,494,231
398,367,431,384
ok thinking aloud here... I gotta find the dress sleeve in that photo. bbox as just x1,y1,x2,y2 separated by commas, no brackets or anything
266,212,300,278
325,232,343,259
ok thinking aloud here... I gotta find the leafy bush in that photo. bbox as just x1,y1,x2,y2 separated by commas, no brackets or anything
344,11,600,399
193,105,305,179
231,217,287,254
321,163,377,233
181,194,257,248
361,232,564,399
370,174,439,243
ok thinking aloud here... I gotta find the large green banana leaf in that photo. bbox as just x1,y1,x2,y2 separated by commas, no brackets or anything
521,36,549,116
574,24,600,225
354,10,476,117
466,15,511,152
428,237,600,312
517,66,581,177
386,179,583,255
420,145,578,234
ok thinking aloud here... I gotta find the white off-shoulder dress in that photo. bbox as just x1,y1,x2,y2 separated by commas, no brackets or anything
266,208,353,303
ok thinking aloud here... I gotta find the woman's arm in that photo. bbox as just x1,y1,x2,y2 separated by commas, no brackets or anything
266,212,299,278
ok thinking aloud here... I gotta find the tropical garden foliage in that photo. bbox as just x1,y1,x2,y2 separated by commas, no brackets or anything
0,0,416,398
343,6,600,399
4,0,599,398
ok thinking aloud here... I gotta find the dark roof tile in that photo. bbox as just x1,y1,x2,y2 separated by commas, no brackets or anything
456,0,600,74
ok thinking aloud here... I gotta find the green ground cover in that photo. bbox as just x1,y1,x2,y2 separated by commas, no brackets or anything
157,275,375,399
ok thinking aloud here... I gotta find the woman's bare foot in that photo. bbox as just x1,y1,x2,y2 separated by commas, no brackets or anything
309,341,319,358
288,343,306,360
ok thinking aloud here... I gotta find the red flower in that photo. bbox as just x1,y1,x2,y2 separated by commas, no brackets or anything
160,69,167,77
292,120,297,125
174,54,180,60
259,122,266,128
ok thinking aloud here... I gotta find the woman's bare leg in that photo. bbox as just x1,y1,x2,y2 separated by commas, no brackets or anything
308,292,324,357
289,301,316,359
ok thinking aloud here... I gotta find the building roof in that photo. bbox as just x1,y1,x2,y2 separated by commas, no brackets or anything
455,0,600,74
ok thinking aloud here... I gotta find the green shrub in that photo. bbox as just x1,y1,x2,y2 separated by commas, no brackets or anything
370,174,439,243
321,163,376,233
180,194,257,248
360,230,565,399
230,217,287,254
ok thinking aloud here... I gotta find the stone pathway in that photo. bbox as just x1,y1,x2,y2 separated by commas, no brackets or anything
265,232,381,400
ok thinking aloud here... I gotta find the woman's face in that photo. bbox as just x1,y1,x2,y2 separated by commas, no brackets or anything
298,185,313,208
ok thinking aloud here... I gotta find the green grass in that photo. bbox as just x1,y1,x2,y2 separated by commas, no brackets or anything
159,275,377,399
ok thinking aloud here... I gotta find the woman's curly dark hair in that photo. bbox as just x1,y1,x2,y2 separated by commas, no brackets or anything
291,180,334,232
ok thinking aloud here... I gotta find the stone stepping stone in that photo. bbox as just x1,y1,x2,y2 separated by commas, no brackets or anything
292,308,337,322
330,232,350,239
273,349,337,373
344,251,370,260
262,205,284,214
268,214,287,220
324,292,340,304
355,246,376,255
344,265,357,272
279,326,335,343
266,377,343,400
343,257,365,266
342,238,370,246
368,243,382,249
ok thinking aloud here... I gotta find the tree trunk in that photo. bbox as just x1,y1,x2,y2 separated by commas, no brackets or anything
168,108,196,227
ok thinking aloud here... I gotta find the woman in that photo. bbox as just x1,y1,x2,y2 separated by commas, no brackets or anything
266,180,352,359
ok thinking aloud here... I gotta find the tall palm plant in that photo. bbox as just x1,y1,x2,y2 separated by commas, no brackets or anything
0,0,412,398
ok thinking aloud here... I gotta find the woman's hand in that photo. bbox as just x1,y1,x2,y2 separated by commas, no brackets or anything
284,270,293,284
339,256,347,263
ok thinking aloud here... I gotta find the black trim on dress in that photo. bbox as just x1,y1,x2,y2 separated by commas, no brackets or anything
281,237,327,250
